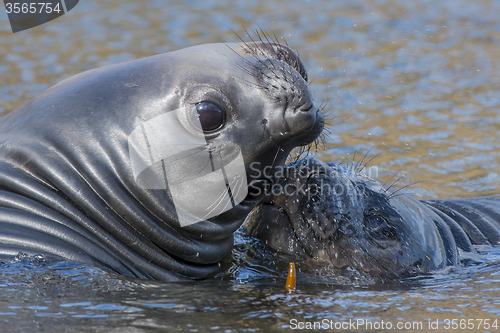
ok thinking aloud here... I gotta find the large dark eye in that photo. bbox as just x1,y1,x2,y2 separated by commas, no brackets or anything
365,214,398,240
191,102,224,133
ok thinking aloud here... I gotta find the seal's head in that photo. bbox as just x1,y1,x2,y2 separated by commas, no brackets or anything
126,41,324,225
0,41,323,280
245,158,446,278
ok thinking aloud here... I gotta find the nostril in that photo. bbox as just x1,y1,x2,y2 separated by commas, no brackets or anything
299,104,313,112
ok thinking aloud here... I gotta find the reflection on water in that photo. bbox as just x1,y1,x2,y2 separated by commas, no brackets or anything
2,0,500,331
2,244,500,332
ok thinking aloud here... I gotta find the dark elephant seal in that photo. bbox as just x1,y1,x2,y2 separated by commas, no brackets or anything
0,42,324,281
245,158,500,278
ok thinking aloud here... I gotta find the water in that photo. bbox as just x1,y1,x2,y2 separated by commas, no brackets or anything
2,0,500,331
2,245,500,332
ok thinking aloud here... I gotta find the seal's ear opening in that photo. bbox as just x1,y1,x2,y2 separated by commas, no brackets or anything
243,42,308,82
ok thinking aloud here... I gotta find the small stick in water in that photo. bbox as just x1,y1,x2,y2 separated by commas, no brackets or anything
285,262,296,293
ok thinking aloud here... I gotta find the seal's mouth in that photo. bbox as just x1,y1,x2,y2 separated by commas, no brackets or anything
241,178,274,205
242,42,308,82
270,203,311,253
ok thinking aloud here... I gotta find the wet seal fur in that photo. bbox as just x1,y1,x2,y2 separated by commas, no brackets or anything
245,158,500,278
0,42,324,281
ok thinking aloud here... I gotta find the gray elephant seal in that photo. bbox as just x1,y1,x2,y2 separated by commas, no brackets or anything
245,158,500,278
0,42,324,281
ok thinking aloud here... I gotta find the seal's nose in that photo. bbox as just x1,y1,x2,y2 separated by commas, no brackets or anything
298,102,314,113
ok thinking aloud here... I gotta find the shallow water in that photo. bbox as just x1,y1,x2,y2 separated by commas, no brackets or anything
2,0,500,331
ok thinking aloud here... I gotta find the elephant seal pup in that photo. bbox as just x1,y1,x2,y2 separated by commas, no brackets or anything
245,158,500,278
0,42,324,281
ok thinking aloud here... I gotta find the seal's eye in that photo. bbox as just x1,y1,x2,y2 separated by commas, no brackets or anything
365,214,398,240
191,102,224,132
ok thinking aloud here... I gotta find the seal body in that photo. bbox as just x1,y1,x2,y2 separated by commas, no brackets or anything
0,42,324,281
244,158,500,278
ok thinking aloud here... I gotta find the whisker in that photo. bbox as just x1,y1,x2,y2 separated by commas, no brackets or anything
354,146,374,173
382,172,413,195
363,152,382,170
387,181,421,199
